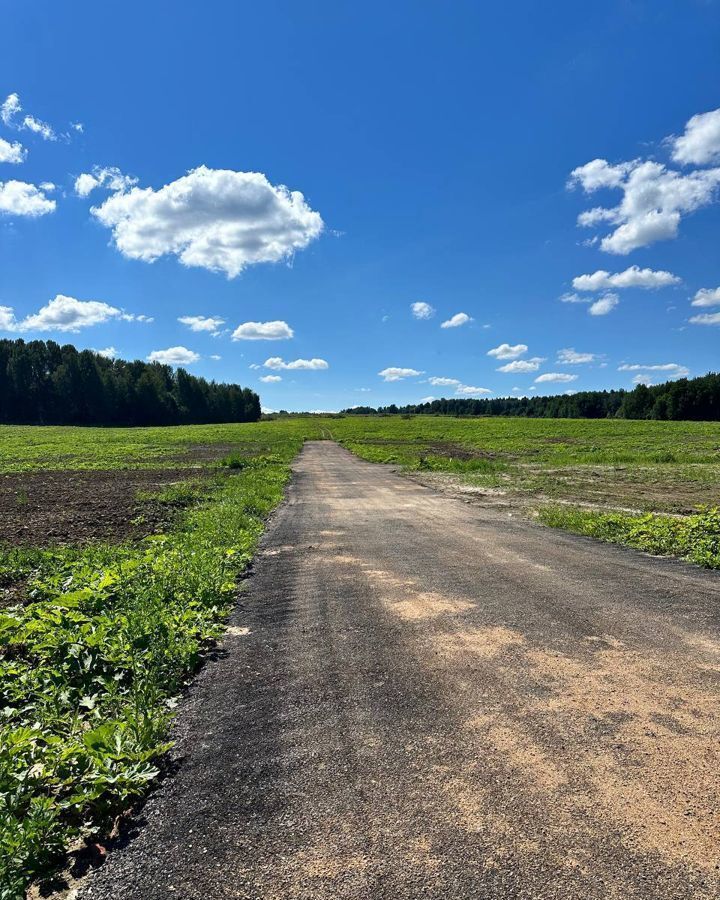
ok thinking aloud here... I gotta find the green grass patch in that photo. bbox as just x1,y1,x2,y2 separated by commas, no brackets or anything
538,505,720,569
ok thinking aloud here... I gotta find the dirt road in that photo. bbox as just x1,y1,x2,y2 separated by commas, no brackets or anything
81,441,720,899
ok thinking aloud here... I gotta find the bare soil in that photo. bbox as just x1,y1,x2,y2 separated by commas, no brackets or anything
0,468,201,547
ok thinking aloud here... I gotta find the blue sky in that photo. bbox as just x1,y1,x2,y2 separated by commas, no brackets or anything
1,0,719,412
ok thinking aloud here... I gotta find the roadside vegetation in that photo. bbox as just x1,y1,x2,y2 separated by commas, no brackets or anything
2,413,720,894
538,506,720,569
0,428,305,898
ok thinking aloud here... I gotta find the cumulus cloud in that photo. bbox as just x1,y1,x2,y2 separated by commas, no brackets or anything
618,363,690,377
632,374,653,386
690,311,720,326
428,376,461,386
265,357,328,370
90,166,324,278
1,93,56,140
455,384,492,396
0,138,26,164
497,358,545,373
535,372,578,384
572,266,680,292
672,107,720,166
178,315,226,334
691,287,720,307
75,166,138,197
569,127,720,254
568,158,637,192
557,348,596,364
378,366,423,381
588,293,619,316
0,180,55,216
441,312,472,329
559,292,589,305
0,295,144,333
260,374,282,383
147,346,200,366
232,320,294,341
411,301,435,320
487,342,528,360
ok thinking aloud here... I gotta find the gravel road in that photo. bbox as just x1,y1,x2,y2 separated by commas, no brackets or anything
80,441,720,899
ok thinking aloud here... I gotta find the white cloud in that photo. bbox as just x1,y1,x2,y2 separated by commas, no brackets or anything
1,94,56,140
557,348,596,364
22,115,55,140
1,94,21,126
94,346,117,359
487,342,528,360
618,363,690,377
572,266,680,292
0,295,141,333
455,384,492,396
570,115,720,255
411,301,435,320
428,376,460,386
178,315,226,334
0,180,55,216
690,311,720,326
260,374,282,383
588,293,619,316
232,320,294,341
75,166,137,197
559,292,589,304
378,366,423,381
568,158,637,192
497,357,545,373
265,357,328,370
441,312,472,329
147,346,200,366
535,373,578,384
691,287,720,308
672,108,720,166
0,138,25,164
571,156,720,254
210,354,222,360
91,166,324,278
632,374,653,386
418,396,436,403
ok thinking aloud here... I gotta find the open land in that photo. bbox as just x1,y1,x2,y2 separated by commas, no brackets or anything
1,416,719,897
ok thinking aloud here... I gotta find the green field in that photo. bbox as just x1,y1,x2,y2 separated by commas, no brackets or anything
2,414,720,896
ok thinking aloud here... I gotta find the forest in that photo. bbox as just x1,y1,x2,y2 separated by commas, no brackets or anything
342,372,720,421
0,339,261,425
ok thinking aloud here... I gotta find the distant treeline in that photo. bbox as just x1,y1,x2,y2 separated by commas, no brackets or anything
0,339,261,426
342,373,720,421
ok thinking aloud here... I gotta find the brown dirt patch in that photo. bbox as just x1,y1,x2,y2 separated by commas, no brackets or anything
0,468,204,547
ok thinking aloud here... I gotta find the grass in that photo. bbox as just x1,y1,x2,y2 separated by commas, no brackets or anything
538,505,720,569
2,414,720,893
0,439,302,898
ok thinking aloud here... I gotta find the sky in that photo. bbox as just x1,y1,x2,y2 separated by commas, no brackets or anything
1,0,719,412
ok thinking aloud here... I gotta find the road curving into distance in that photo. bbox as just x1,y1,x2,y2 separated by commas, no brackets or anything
80,441,720,899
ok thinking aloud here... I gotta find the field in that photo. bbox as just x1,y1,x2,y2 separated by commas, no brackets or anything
2,414,720,896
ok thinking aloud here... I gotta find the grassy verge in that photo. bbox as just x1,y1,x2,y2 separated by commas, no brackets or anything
0,457,292,899
538,505,720,569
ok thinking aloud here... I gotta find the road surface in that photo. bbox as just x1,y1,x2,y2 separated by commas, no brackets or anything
81,441,720,899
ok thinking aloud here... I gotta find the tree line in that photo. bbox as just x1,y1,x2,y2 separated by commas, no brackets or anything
342,373,720,421
0,339,261,426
